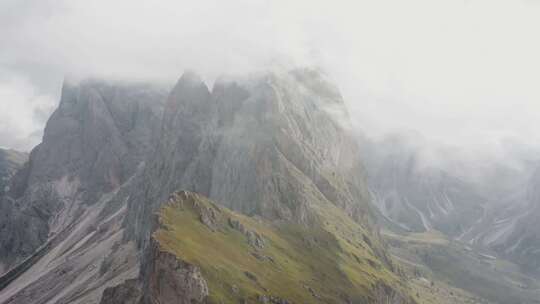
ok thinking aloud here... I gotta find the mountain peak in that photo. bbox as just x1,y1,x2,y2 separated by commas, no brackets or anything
175,70,207,91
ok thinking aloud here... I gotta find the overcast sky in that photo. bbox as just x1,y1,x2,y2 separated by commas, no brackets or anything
1,0,540,154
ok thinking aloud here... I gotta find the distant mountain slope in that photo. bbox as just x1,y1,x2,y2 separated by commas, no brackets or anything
363,135,486,237
0,149,27,197
125,69,377,247
102,191,415,304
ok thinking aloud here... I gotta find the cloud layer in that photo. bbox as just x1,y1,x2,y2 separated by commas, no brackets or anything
1,0,540,152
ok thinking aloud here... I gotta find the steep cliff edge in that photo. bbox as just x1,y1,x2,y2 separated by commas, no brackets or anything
492,166,540,275
363,135,486,236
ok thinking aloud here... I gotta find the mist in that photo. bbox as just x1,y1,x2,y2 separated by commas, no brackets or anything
2,0,540,155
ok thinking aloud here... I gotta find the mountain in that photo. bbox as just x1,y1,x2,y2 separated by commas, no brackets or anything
0,70,420,304
125,70,376,246
0,80,166,303
489,165,540,275
0,148,28,274
362,133,540,302
363,135,486,237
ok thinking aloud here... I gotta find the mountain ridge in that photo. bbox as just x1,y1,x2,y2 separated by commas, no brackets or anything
0,69,419,304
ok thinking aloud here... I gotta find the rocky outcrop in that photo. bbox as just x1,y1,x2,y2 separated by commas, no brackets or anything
372,282,415,304
144,239,208,304
99,279,142,304
228,218,265,248
99,231,208,304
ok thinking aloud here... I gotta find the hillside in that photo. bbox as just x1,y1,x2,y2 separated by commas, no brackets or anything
145,191,415,304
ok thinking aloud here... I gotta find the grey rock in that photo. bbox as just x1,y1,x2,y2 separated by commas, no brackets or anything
0,80,165,303
492,166,540,274
105,238,209,304
228,218,265,248
98,279,142,304
125,69,375,251
0,80,165,269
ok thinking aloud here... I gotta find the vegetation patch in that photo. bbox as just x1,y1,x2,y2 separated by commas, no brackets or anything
154,191,414,304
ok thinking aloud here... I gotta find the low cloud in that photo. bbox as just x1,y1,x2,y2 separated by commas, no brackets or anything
2,0,540,153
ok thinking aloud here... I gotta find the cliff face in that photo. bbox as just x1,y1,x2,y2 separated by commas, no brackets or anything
100,235,208,304
125,69,374,249
0,80,165,303
492,166,540,274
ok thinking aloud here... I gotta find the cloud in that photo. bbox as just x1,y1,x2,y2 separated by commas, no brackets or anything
0,74,57,150
1,0,540,152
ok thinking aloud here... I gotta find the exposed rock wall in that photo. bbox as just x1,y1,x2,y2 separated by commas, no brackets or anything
100,216,208,304
0,80,165,269
125,69,374,250
0,80,165,304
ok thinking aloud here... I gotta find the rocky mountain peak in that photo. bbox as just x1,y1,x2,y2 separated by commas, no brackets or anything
0,79,166,273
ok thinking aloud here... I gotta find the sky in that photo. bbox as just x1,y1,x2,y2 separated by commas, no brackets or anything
1,0,540,153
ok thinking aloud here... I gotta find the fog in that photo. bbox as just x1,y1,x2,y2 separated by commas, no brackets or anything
2,0,540,157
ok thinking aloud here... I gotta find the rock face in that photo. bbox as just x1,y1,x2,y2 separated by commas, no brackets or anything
126,69,374,249
0,80,165,303
99,279,141,304
99,238,208,304
144,239,209,304
0,80,164,267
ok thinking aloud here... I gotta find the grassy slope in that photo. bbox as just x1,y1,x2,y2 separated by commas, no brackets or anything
154,192,414,304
